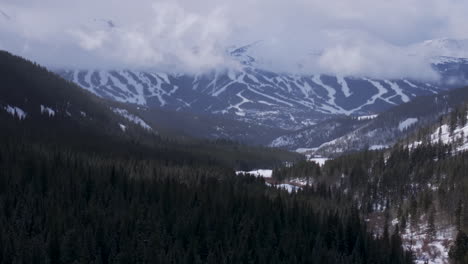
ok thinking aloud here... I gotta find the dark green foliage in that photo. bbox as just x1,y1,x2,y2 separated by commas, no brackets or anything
0,50,302,171
273,160,320,182
0,50,413,263
280,143,468,223
449,231,468,263
0,141,412,264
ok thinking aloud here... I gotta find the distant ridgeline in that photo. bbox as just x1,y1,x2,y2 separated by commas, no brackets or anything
56,46,468,147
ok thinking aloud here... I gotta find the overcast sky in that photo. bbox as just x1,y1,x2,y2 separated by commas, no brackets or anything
1,0,468,79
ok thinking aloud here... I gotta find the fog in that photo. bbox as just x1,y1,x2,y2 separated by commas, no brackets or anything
1,0,468,79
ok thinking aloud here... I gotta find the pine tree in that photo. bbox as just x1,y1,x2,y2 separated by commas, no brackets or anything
427,209,436,241
449,230,468,263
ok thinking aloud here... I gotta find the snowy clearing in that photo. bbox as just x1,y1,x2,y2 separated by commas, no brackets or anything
358,114,378,121
4,105,27,120
112,108,152,131
309,157,329,166
399,118,418,131
236,169,272,178
40,105,56,117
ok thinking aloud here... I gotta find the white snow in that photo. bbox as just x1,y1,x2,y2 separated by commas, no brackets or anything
119,124,127,132
226,91,252,117
258,100,275,106
384,80,410,103
399,118,418,131
369,145,388,150
358,114,378,121
247,87,294,107
295,148,318,153
364,78,397,106
270,136,295,148
402,221,456,264
309,157,329,166
312,75,351,115
404,80,418,88
409,115,468,152
337,76,352,97
236,169,272,178
112,108,152,131
4,105,27,120
276,184,300,193
40,105,56,117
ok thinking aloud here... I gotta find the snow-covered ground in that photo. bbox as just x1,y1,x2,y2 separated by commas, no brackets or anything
399,118,418,131
358,114,378,121
236,169,272,178
40,105,56,117
296,148,318,153
236,169,307,193
399,219,455,264
369,144,389,150
308,157,329,166
112,108,152,131
276,184,300,192
409,115,468,151
3,105,27,120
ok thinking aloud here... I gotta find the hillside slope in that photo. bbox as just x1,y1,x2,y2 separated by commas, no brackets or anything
274,85,468,156
0,50,301,169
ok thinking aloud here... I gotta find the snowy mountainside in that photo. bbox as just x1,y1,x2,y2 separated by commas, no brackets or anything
275,85,468,156
0,50,159,142
414,38,468,59
409,114,468,152
131,105,287,145
56,56,463,132
270,116,368,150
57,68,445,131
55,38,468,145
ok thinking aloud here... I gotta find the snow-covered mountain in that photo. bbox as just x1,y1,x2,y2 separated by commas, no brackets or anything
56,39,468,144
413,38,468,60
0,50,160,149
273,85,468,156
59,68,447,130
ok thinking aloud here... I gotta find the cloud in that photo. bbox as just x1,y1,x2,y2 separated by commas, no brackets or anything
1,0,468,79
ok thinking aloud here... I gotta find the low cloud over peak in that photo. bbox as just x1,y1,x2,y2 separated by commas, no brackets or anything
1,0,468,80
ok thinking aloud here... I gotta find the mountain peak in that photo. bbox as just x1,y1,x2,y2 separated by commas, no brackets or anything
228,41,263,66
416,38,468,58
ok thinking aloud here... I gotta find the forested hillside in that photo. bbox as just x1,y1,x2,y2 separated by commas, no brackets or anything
0,51,416,263
0,140,413,263
0,50,301,170
273,141,468,262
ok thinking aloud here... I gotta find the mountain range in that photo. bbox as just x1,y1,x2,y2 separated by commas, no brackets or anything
2,40,468,264
56,38,468,151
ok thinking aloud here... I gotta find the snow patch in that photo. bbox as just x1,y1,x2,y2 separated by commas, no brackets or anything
337,76,352,97
384,80,410,103
369,145,388,150
236,169,272,178
40,105,56,117
309,157,329,166
399,118,418,131
4,105,27,120
276,184,300,193
409,115,468,152
296,148,318,153
112,108,152,131
358,114,378,121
